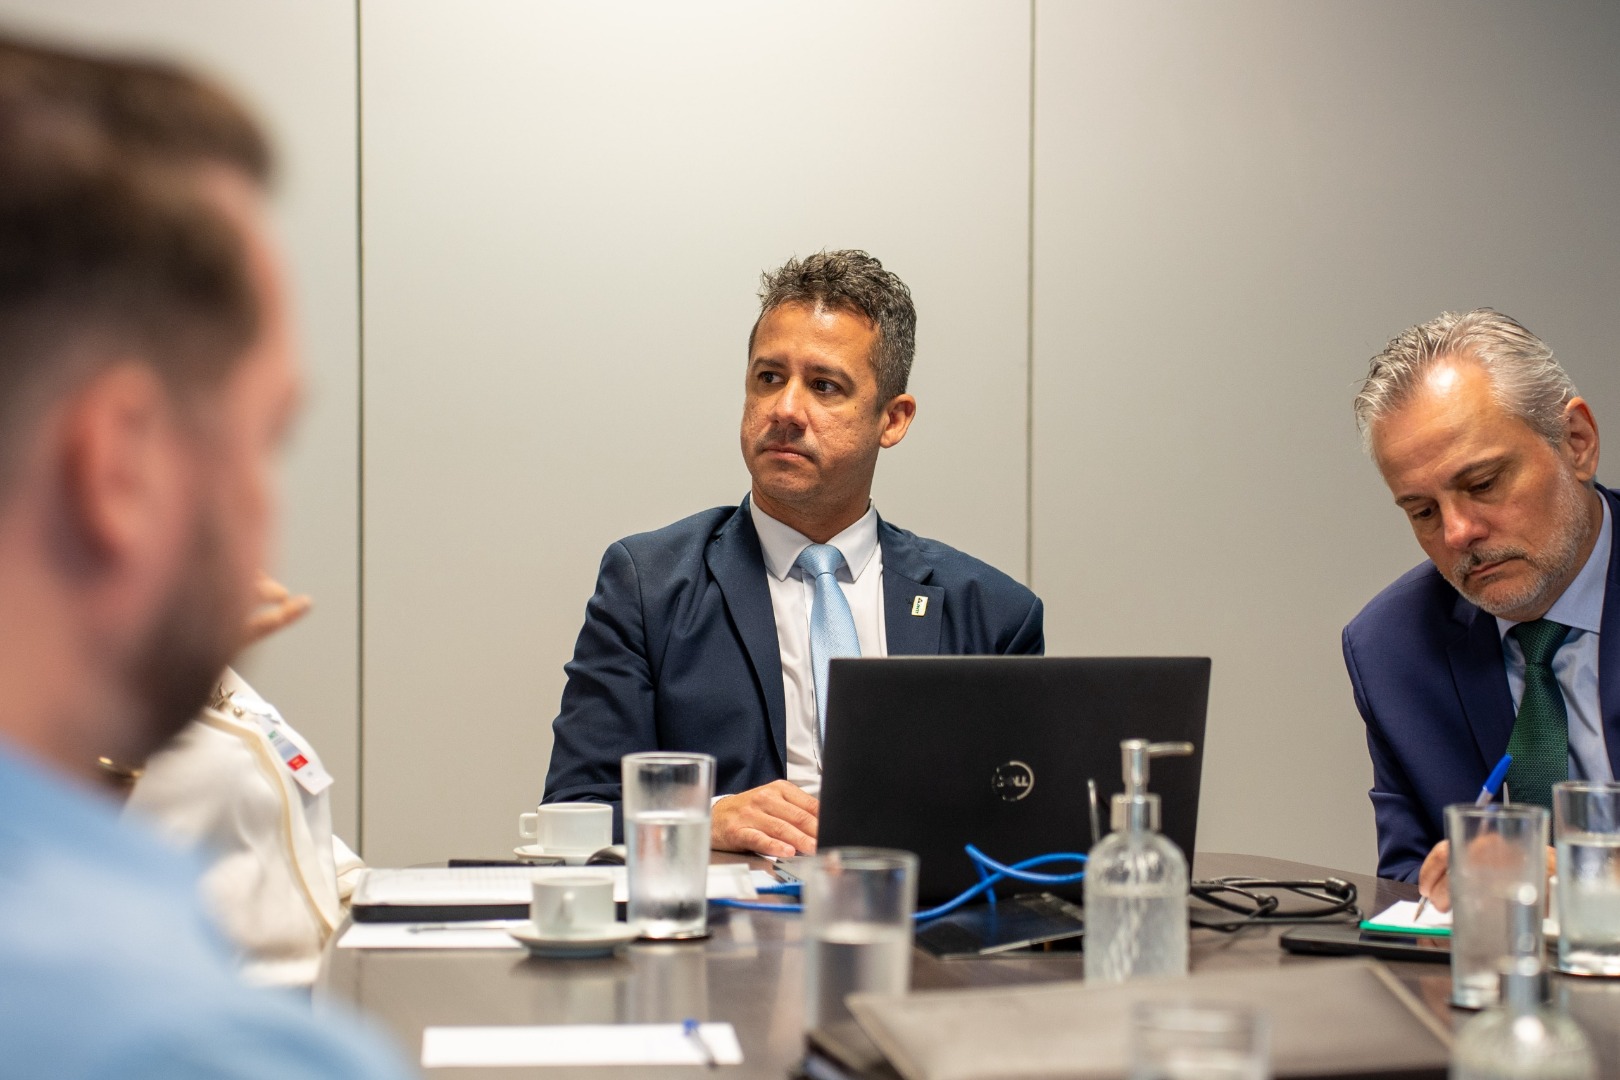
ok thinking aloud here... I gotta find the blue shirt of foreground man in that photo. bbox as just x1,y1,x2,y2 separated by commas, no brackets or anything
544,251,1043,857
1343,309,1613,907
0,36,408,1079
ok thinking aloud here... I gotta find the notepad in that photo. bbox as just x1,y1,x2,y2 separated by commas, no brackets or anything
1360,899,1453,936
337,921,524,950
842,959,1451,1080
420,1023,743,1068
351,864,764,922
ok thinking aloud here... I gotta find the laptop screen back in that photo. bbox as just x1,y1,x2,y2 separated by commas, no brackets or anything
817,656,1210,904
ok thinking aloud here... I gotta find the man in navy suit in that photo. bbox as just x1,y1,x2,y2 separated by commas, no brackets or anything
545,251,1043,857
1343,309,1613,906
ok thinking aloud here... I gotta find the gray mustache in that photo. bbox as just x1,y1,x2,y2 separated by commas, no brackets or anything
1454,547,1528,575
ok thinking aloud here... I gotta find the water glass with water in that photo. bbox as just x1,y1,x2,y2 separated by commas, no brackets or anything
622,752,714,940
1553,780,1620,977
801,847,917,1030
1447,802,1549,1008
1130,1002,1269,1080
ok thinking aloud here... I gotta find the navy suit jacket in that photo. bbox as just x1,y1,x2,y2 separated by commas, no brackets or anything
1343,482,1620,883
543,500,1045,836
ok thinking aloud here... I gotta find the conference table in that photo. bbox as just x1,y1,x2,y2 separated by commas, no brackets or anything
320,852,1620,1079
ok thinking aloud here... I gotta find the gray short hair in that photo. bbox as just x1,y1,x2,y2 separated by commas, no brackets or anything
750,249,916,406
1354,309,1578,451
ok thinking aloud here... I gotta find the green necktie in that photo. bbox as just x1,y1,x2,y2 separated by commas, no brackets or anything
1503,618,1571,810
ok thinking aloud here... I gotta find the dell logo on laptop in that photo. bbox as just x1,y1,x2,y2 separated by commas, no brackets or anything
991,761,1034,802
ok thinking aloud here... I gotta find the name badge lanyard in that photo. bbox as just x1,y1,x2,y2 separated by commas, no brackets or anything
225,693,335,797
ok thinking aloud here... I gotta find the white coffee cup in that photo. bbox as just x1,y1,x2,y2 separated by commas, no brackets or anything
531,874,616,940
519,802,613,862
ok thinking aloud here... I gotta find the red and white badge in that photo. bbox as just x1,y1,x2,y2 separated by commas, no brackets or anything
232,695,335,797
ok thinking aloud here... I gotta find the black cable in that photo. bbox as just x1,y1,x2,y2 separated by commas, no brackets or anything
1188,876,1361,933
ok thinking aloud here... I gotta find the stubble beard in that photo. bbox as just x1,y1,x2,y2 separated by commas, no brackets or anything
126,502,246,760
1450,471,1592,619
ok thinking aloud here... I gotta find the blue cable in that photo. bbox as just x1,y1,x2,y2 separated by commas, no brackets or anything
912,849,1087,920
709,846,1087,921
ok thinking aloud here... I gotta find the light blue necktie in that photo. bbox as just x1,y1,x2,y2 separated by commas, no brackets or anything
795,543,861,744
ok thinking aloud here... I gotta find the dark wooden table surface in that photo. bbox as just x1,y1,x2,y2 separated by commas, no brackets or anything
318,852,1620,1078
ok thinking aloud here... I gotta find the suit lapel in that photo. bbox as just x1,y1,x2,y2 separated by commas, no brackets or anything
1447,591,1515,767
1597,485,1620,778
879,520,943,655
705,501,787,770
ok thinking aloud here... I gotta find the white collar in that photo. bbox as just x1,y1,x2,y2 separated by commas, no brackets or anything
750,499,880,584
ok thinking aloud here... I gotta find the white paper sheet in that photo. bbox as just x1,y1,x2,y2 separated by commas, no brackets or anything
338,921,526,950
353,863,760,908
420,1023,744,1068
1365,899,1452,931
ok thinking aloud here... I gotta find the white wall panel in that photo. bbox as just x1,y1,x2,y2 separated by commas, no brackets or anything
0,0,363,840
361,1,1032,864
1032,0,1620,873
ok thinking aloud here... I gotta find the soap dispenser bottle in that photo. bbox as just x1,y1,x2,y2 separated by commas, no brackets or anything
1450,887,1596,1080
1084,739,1194,984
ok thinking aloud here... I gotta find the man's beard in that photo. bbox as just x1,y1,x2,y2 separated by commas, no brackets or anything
1449,470,1592,618
126,505,245,759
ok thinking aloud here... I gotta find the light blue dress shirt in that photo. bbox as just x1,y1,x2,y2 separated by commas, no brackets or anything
1496,494,1613,784
0,739,414,1079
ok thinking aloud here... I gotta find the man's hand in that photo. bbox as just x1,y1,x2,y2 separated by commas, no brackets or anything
244,573,312,646
1417,840,1453,912
1417,839,1557,913
711,780,819,858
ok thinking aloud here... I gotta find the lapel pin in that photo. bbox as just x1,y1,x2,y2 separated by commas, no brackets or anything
911,596,928,617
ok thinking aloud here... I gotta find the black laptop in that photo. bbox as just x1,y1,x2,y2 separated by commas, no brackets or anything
817,656,1210,905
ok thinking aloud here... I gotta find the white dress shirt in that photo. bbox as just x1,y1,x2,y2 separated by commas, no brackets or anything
1495,494,1613,783
750,499,888,796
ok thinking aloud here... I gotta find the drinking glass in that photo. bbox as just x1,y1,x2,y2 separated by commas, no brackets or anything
801,847,917,1030
1447,802,1550,1008
1553,781,1620,977
1130,1002,1269,1080
622,752,714,940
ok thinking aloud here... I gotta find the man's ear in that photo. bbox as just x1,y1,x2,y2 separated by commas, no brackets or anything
1562,397,1600,483
878,394,917,450
59,363,185,566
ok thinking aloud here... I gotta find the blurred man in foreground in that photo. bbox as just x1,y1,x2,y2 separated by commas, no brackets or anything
0,34,409,1077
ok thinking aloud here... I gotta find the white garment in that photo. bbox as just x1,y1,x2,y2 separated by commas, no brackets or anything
125,668,362,988
749,500,888,796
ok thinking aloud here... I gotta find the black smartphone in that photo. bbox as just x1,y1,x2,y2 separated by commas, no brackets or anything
1280,924,1451,964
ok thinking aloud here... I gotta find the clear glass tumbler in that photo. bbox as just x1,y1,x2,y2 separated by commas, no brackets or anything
1129,1001,1269,1080
1553,780,1620,977
801,847,918,1031
1447,802,1550,1008
622,752,714,940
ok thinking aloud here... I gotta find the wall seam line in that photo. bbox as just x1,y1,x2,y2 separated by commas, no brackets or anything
353,0,367,856
1024,0,1037,587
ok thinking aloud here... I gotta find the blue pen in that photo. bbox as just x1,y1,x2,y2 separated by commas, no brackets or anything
683,1019,718,1069
1477,753,1513,807
1416,753,1513,922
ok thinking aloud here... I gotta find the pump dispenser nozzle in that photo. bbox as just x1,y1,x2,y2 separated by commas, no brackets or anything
1111,740,1194,833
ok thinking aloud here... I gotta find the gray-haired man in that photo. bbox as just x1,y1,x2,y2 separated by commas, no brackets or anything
544,250,1044,857
1342,309,1612,907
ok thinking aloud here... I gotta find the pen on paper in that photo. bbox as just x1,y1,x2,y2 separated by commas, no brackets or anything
683,1019,718,1068
405,921,518,933
1415,753,1513,923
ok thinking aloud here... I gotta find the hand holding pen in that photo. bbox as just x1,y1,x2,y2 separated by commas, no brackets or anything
1414,753,1512,918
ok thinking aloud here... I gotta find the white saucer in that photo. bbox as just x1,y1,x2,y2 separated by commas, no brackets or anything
513,844,585,865
508,920,637,958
